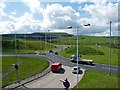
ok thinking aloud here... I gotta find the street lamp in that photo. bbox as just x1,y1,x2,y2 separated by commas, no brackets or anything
48,30,52,48
67,23,90,89
24,30,27,53
109,21,112,75
12,64,18,81
48,30,51,44
15,32,17,59
45,30,50,53
45,30,47,53
96,43,98,61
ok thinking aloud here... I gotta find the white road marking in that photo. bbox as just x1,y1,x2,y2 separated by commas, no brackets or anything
82,65,96,67
101,67,118,70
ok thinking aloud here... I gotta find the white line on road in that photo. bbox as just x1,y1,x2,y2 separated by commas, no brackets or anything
82,65,96,68
101,67,118,70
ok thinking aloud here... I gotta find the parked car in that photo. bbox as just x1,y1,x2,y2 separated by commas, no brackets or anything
72,66,80,74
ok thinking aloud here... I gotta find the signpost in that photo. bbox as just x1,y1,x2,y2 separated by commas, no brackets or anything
13,64,19,81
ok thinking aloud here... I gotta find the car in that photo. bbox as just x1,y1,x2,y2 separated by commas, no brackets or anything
72,66,80,74
49,50,53,53
55,52,58,55
51,62,62,72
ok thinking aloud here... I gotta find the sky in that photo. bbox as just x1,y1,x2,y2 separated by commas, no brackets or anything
0,0,119,36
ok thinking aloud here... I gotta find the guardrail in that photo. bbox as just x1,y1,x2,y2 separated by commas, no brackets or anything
4,65,51,89
2,55,53,89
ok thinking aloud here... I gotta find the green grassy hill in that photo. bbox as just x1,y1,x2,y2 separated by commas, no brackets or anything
60,45,119,66
52,36,119,46
2,37,57,53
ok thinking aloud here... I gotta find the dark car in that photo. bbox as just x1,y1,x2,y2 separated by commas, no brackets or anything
49,50,53,53
55,52,58,55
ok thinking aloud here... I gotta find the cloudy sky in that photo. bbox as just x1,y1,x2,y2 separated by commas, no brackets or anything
0,0,119,36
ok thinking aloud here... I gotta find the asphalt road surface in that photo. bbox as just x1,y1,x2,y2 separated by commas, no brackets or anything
46,53,119,74
19,65,85,88
1,53,119,74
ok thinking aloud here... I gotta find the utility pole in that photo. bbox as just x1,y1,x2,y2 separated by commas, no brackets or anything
76,27,79,89
109,21,112,75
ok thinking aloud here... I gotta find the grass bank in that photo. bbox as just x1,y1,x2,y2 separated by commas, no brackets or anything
75,70,119,88
2,56,49,87
60,45,118,66
2,38,58,53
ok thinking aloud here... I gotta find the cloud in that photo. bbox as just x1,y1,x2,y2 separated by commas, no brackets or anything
11,11,17,15
78,2,118,36
41,4,81,29
0,2,6,16
0,21,15,34
23,0,41,13
0,1,119,36
70,0,88,3
84,2,118,22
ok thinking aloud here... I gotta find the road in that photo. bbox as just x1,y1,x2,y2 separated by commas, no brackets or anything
19,66,85,88
46,53,119,74
1,51,119,88
1,53,119,74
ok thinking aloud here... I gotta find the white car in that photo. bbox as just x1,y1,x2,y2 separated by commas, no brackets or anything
72,66,80,74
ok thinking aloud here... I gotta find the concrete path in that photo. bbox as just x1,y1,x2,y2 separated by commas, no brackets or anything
21,65,85,88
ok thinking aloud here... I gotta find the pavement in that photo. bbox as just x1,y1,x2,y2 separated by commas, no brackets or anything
19,65,85,88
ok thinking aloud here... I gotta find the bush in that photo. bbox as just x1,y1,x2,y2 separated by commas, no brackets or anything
65,46,104,55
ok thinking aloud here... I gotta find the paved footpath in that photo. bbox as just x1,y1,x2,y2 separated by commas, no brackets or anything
20,65,85,88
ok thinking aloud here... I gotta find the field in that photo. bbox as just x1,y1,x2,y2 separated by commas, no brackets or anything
74,70,119,88
2,56,49,87
52,36,119,46
2,37,60,53
60,45,119,66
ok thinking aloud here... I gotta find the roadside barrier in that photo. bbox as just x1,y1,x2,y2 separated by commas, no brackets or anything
3,56,52,89
4,65,51,89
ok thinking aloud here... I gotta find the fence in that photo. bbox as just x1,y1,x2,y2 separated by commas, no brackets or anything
2,54,54,89
3,54,53,89
4,65,51,89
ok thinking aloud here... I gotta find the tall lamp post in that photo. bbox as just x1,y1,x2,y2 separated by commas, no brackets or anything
15,32,17,59
24,30,27,53
45,30,47,53
67,23,90,89
109,21,112,75
45,30,50,53
14,31,18,81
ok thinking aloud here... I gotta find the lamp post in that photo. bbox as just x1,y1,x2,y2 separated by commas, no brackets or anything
24,30,27,53
67,23,90,89
11,24,18,82
96,43,98,60
45,30,47,53
48,30,52,48
45,30,50,53
109,21,112,75
14,32,18,82
48,30,51,44
15,32,17,59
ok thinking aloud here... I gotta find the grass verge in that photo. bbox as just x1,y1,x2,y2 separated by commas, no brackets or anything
74,70,119,88
2,56,49,87
60,45,119,66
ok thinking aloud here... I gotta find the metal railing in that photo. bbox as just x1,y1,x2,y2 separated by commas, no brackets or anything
4,65,51,89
